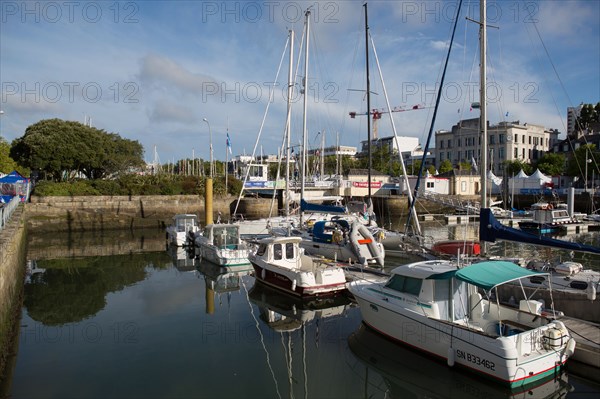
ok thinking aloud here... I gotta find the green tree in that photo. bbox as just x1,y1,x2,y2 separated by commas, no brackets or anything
438,159,453,174
566,144,599,178
503,159,533,176
534,153,565,176
0,137,19,174
10,119,143,181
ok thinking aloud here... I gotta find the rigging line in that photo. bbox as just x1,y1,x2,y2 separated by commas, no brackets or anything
406,0,464,233
523,20,595,176
458,33,479,124
241,279,283,399
370,32,421,236
343,13,369,149
523,17,568,133
233,35,289,217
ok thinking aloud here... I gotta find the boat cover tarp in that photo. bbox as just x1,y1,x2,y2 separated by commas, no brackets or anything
301,199,346,214
456,261,544,291
480,208,600,254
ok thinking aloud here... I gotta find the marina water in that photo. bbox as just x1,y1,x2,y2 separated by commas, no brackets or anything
3,225,600,398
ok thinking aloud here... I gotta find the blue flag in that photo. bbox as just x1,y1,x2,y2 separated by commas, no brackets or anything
226,133,232,154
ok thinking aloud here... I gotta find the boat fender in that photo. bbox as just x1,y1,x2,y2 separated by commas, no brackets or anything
548,204,553,210
447,348,455,367
261,268,266,280
565,338,576,358
357,224,384,267
587,283,597,301
292,279,297,292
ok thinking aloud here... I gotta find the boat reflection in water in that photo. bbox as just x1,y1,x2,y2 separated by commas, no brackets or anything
167,244,196,272
248,281,352,328
348,323,572,399
196,258,253,315
247,281,353,397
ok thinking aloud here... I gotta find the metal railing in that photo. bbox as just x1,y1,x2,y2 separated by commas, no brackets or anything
0,196,21,232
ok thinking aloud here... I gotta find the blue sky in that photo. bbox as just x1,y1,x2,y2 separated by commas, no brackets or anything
1,0,599,164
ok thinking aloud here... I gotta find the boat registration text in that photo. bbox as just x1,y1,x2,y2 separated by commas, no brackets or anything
456,349,495,371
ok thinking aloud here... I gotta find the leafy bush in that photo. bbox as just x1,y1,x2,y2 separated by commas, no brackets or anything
31,174,243,196
34,180,100,196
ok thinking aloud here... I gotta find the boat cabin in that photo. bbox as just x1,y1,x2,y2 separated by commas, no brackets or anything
172,214,199,233
203,224,243,249
255,236,303,269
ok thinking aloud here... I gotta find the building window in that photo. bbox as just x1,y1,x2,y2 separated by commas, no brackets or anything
499,134,505,143
514,134,518,142
522,148,526,158
461,181,467,192
499,147,505,159
457,138,461,147
489,135,495,145
522,135,525,144
440,140,444,149
426,181,435,188
514,147,518,158
529,136,532,144
447,152,451,160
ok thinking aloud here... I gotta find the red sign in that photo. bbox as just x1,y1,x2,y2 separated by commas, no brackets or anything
352,181,382,188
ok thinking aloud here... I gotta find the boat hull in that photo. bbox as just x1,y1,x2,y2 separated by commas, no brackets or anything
200,244,251,266
251,262,346,298
350,285,568,388
431,240,481,256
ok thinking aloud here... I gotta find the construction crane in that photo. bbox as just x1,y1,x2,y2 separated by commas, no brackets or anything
349,104,429,139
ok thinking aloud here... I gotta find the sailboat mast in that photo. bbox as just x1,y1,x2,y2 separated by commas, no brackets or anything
479,0,488,254
300,9,310,226
285,29,294,218
364,3,373,217
480,0,488,209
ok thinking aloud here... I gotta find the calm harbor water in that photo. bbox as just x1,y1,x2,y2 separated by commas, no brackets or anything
4,225,600,398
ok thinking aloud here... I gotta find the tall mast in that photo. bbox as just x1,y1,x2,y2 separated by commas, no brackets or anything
364,3,372,218
300,9,310,226
480,0,488,254
285,29,294,218
480,0,488,209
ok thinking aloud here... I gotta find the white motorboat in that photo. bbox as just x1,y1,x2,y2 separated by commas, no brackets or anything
249,236,347,297
518,201,579,234
165,214,200,247
348,259,576,388
193,224,251,267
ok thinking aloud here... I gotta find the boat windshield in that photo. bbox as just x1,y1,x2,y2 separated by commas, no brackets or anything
385,275,422,296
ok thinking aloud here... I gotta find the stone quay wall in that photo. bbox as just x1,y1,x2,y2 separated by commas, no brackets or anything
0,205,27,383
24,195,278,233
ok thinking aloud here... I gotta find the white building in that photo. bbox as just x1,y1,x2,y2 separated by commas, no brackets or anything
434,118,559,177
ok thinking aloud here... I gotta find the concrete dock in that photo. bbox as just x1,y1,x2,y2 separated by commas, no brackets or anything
561,316,600,382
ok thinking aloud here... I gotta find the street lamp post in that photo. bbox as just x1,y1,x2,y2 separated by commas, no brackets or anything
203,118,213,178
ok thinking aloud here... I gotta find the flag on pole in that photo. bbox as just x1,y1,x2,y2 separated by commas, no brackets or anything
226,132,232,154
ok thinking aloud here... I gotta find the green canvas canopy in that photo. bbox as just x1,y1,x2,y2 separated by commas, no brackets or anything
455,261,545,291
